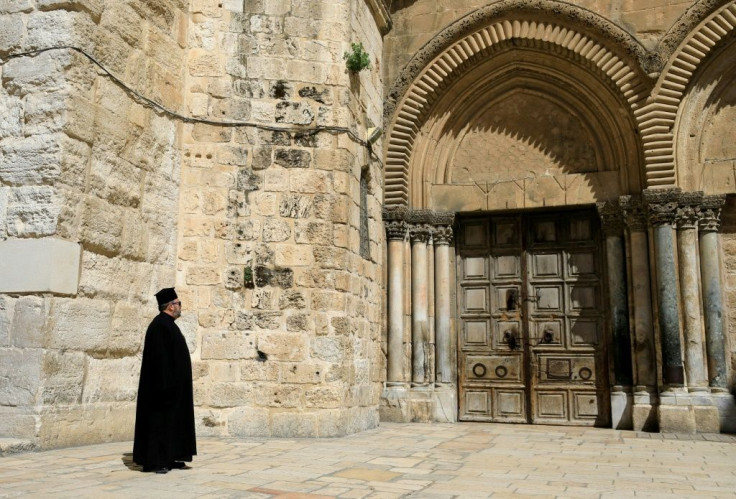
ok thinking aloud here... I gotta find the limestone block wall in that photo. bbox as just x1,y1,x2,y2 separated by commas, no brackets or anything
0,1,188,448
384,0,697,95
719,197,736,388
179,0,385,437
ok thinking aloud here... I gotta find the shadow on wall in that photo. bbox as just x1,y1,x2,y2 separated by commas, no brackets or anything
414,51,643,212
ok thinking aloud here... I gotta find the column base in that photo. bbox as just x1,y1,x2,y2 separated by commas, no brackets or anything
610,387,633,430
379,384,458,423
379,384,410,423
658,391,727,433
632,389,658,432
432,384,457,423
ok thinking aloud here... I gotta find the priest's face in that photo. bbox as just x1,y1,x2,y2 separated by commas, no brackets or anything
168,300,182,319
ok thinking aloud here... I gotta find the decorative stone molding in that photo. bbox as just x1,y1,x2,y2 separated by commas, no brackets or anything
384,2,652,207
699,194,727,232
433,226,454,246
637,1,736,187
620,195,648,231
597,200,625,236
385,220,408,240
675,192,704,229
365,0,392,35
643,189,681,227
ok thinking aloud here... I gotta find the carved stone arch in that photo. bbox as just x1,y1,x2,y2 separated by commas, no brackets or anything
384,1,653,208
638,1,736,188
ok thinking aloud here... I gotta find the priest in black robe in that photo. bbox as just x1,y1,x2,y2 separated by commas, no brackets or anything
133,288,196,474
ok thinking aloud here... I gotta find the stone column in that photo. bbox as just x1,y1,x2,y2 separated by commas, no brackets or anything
675,193,708,392
644,189,685,388
385,219,408,385
619,196,657,396
598,201,633,429
427,233,435,384
699,196,728,391
433,225,453,384
410,224,431,386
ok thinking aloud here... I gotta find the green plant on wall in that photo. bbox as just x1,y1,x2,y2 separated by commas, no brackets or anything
343,42,371,73
244,266,254,288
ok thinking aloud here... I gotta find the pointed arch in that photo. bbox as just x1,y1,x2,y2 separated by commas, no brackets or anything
638,1,736,187
384,1,653,207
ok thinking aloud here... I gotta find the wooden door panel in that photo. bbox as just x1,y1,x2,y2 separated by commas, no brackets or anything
458,211,608,426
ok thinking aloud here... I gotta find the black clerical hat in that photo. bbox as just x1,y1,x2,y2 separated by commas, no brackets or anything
155,287,178,306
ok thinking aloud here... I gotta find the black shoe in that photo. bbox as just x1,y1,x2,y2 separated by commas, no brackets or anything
143,465,169,474
168,461,187,469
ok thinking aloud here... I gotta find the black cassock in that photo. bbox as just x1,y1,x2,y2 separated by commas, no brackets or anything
133,313,196,468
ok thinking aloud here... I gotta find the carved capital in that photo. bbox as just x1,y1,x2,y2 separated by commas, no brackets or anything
597,200,624,236
699,195,726,233
643,188,681,227
433,225,454,245
385,220,407,240
676,191,704,230
409,223,431,243
620,195,647,231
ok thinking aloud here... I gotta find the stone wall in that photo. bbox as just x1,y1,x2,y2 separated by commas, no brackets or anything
0,0,188,448
384,0,696,94
178,0,385,438
719,197,736,388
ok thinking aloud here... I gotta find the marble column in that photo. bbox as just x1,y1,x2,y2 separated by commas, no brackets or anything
620,196,657,390
676,193,708,391
386,220,408,385
644,189,684,388
699,196,728,391
598,200,633,429
433,225,453,384
598,202,633,386
427,234,436,384
410,224,431,386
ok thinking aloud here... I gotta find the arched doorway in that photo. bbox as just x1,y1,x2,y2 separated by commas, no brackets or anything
381,9,649,427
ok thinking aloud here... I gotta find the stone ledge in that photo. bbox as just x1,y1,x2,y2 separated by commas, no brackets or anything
0,438,35,456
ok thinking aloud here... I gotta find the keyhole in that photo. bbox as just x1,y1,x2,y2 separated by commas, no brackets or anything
506,289,517,310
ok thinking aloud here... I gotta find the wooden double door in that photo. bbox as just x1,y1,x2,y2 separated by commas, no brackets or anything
457,210,610,426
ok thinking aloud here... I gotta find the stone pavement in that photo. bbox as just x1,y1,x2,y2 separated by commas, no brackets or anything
1,423,735,498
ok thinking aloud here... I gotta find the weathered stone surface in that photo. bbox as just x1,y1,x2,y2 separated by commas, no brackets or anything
49,298,112,352
261,219,291,242
11,297,46,348
209,382,253,408
274,148,312,168
41,350,85,404
202,331,256,360
227,406,270,436
82,356,139,403
0,349,42,406
6,186,61,237
272,411,317,437
258,332,308,361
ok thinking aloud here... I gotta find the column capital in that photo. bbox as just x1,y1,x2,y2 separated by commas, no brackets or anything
643,188,681,227
597,200,624,236
699,195,726,233
433,225,454,245
675,191,704,230
385,220,408,240
620,195,647,231
409,223,432,243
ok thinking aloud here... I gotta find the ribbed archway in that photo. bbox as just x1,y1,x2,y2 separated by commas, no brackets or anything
384,3,652,208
